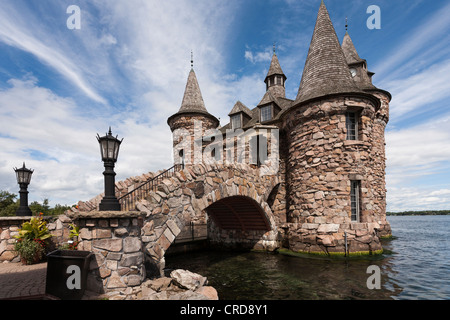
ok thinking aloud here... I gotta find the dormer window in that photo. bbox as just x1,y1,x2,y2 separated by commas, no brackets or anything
231,114,242,129
260,105,272,122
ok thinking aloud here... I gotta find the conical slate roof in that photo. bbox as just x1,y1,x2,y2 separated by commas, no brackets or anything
295,1,363,105
179,68,208,114
341,32,365,65
168,68,219,127
265,53,286,80
341,32,378,90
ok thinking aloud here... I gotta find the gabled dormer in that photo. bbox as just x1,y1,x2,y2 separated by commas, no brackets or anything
257,91,282,123
228,101,252,129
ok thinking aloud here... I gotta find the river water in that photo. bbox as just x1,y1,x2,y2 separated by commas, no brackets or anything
165,215,450,300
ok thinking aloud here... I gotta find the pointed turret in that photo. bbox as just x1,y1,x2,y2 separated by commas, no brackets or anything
341,32,364,65
168,66,219,129
168,59,220,166
264,50,287,99
341,31,378,91
294,1,363,105
178,68,209,115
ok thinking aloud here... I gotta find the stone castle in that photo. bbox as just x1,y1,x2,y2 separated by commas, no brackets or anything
0,1,394,294
166,0,392,255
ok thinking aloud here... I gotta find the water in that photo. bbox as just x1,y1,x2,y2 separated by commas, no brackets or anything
165,216,450,300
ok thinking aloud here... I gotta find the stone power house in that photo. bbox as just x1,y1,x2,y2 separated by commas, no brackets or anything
167,1,392,256
59,2,393,288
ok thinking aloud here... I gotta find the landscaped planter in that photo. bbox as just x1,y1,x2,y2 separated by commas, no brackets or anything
45,250,92,300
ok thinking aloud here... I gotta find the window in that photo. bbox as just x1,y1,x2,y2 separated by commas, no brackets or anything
178,149,185,165
276,75,283,85
350,181,361,222
250,134,268,166
260,105,272,122
231,114,241,129
346,112,358,140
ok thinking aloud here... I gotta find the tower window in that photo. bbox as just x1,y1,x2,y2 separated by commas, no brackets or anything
231,114,241,129
276,75,283,85
350,180,361,222
346,112,359,140
260,105,272,122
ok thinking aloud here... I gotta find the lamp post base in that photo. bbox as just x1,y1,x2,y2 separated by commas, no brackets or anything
16,206,33,217
99,197,121,211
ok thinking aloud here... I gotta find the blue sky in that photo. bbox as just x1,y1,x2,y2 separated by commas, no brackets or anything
0,0,449,212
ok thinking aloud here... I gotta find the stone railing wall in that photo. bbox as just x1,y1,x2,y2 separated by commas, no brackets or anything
0,215,72,263
70,211,147,294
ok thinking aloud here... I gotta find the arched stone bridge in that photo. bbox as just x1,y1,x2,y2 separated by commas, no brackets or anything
134,163,282,276
72,163,283,278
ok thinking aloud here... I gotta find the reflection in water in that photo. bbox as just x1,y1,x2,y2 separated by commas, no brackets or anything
165,248,399,300
165,216,450,300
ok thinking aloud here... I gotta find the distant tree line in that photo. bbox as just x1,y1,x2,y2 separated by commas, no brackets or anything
0,190,72,217
387,210,450,216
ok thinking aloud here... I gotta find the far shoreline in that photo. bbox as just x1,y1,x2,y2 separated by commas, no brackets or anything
387,210,450,216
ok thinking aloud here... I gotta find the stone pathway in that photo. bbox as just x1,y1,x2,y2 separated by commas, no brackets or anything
0,262,47,299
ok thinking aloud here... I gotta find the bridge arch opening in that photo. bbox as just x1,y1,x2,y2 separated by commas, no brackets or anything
206,196,271,231
203,196,277,251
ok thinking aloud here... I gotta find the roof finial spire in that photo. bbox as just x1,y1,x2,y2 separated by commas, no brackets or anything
273,42,276,55
190,50,194,69
345,17,348,32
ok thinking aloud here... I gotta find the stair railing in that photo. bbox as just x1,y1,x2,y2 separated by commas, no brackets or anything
118,164,184,211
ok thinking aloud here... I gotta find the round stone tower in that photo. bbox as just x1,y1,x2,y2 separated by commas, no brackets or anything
168,65,219,166
280,1,392,255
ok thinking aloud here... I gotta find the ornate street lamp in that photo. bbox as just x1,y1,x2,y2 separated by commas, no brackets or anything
97,127,123,211
14,162,34,216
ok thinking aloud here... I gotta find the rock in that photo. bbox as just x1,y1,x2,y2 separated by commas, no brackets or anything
149,277,172,292
196,286,219,300
123,237,142,253
317,224,340,233
93,239,123,252
168,290,209,300
170,269,207,291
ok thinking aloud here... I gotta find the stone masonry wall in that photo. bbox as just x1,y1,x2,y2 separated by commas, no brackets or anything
282,96,391,255
70,211,147,294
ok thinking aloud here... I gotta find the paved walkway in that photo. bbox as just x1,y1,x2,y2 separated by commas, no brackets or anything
0,262,48,300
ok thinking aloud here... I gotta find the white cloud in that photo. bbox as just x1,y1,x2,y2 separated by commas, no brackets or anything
430,189,450,196
374,1,450,80
386,59,450,121
244,49,272,64
0,4,108,105
386,113,450,211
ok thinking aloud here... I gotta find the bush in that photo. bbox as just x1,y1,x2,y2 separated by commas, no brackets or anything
14,215,52,264
14,238,45,265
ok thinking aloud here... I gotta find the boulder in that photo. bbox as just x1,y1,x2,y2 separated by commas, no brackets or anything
170,269,207,291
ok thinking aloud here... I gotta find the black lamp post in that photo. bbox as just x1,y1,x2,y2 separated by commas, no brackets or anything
14,162,34,216
97,127,123,211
